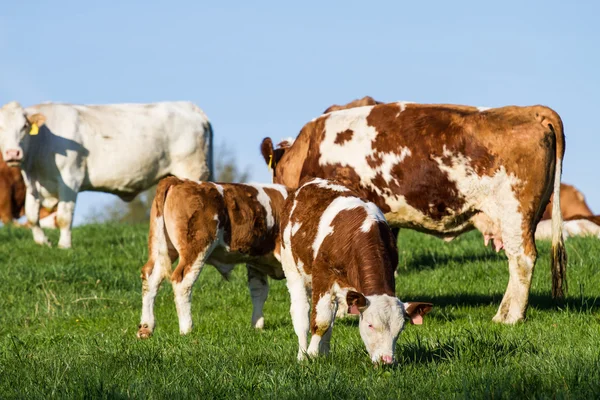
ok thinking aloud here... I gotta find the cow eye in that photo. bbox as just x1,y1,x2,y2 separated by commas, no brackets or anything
368,324,374,329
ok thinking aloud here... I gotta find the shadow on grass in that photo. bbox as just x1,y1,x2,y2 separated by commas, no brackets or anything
402,292,600,312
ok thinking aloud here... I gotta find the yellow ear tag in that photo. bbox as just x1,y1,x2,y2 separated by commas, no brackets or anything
268,154,273,169
29,123,39,136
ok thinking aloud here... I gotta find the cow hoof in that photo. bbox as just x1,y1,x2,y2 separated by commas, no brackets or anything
492,313,523,325
36,240,51,247
253,317,265,329
58,243,72,249
137,324,153,339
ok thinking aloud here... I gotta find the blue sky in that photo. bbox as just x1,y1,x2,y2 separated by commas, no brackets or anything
1,1,598,225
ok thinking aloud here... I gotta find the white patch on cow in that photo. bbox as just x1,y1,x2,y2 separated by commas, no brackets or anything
358,294,406,364
253,183,289,199
319,109,412,200
477,106,491,112
433,146,523,256
398,101,415,113
538,219,600,241
361,202,387,232
249,184,274,229
312,196,375,259
211,182,224,196
302,177,349,192
535,220,554,240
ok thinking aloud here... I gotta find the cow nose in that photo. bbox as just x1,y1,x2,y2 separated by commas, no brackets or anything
5,149,22,161
381,355,394,364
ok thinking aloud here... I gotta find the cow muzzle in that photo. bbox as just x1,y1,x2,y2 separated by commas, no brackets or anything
4,149,23,166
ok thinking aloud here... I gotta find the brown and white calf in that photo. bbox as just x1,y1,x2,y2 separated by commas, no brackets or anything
137,176,288,338
278,178,432,364
262,101,566,324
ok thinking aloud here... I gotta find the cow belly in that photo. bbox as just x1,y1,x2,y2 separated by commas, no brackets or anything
208,248,284,280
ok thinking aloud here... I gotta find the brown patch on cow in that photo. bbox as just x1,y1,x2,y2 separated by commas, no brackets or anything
542,183,594,220
323,96,382,114
334,129,353,145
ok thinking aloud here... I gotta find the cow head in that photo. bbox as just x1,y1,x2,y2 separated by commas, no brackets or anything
0,102,46,166
347,291,432,365
260,137,294,182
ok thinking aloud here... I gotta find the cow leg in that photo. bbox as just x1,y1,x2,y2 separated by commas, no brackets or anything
25,190,49,246
57,185,78,249
171,244,215,335
247,265,269,329
493,229,537,324
284,273,311,361
137,252,174,339
307,291,336,357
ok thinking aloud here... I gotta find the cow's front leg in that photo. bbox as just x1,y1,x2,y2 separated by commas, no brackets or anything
57,185,78,249
25,190,49,246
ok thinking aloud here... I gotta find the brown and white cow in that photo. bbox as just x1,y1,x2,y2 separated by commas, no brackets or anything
541,183,593,220
137,176,289,338
261,101,566,324
536,215,600,241
323,96,383,114
0,153,56,227
278,178,432,364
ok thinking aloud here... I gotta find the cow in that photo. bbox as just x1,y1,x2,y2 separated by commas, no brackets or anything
137,176,289,339
261,101,566,324
0,153,57,227
323,96,383,114
536,215,600,241
0,101,213,248
541,183,593,220
278,177,432,364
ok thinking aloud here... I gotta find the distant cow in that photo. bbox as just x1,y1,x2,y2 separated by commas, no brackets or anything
262,101,566,324
278,178,432,364
0,101,213,248
536,215,600,241
541,183,593,220
137,177,289,339
323,96,383,114
0,153,56,227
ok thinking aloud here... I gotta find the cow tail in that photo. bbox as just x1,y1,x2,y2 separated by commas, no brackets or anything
541,109,567,299
149,177,180,263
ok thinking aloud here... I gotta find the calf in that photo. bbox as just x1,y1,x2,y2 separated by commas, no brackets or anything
137,176,288,338
278,178,432,364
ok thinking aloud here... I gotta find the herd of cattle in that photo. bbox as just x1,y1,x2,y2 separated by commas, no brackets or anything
0,97,598,364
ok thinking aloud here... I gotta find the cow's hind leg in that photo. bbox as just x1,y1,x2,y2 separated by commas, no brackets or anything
284,272,311,361
171,243,216,335
138,216,178,339
247,265,269,329
493,228,537,324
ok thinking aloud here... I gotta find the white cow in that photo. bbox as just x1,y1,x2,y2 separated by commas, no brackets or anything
0,101,213,248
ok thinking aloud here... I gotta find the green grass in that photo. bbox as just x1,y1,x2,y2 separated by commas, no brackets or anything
1,224,599,399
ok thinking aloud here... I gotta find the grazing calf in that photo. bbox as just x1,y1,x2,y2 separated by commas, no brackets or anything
137,177,288,339
278,178,432,364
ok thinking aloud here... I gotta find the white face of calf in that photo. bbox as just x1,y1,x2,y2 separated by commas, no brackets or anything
0,102,46,166
347,291,432,365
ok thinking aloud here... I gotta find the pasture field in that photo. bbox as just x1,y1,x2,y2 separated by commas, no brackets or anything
0,224,599,399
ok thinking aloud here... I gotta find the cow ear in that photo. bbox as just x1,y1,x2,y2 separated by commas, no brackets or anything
403,302,433,325
27,113,46,128
347,291,368,315
260,137,274,166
